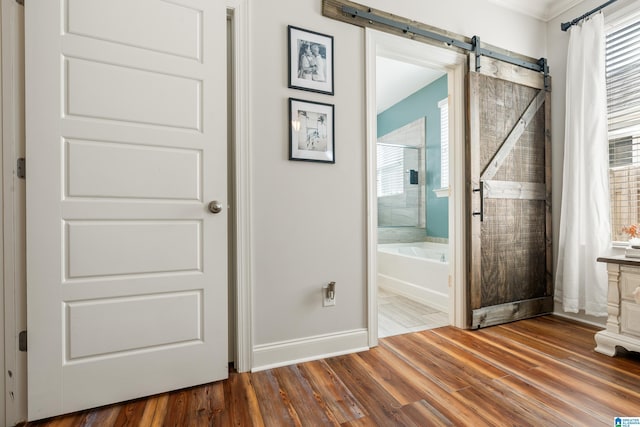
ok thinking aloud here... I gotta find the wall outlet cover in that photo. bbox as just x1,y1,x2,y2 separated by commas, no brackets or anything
322,286,336,307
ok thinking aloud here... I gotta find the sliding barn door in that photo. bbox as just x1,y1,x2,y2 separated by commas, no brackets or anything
467,60,552,329
25,0,228,420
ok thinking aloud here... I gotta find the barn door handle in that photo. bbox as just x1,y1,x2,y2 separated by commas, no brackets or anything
472,181,484,222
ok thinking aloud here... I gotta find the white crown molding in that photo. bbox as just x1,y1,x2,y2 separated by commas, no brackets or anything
547,0,586,21
489,0,584,22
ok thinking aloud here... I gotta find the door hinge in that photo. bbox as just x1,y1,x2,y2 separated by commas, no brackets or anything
17,158,25,179
18,331,27,352
16,0,24,5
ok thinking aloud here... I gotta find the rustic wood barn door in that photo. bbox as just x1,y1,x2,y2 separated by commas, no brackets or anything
467,59,552,329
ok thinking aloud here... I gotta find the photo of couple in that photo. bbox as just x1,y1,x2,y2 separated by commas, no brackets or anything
288,26,333,95
297,41,327,82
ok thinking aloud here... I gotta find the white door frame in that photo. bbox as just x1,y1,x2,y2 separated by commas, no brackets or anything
2,1,252,423
1,4,6,426
226,0,253,374
2,0,27,424
365,29,467,347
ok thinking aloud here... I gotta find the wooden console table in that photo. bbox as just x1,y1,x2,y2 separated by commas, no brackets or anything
595,255,640,356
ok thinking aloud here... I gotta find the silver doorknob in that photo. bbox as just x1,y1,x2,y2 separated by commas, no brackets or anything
208,201,223,214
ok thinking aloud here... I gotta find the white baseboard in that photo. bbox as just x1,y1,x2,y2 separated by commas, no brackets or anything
252,329,369,372
378,274,449,313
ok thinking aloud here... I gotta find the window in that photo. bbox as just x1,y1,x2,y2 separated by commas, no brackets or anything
377,144,405,197
607,15,640,241
439,98,449,189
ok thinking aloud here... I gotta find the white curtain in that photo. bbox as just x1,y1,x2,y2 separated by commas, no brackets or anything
555,12,610,316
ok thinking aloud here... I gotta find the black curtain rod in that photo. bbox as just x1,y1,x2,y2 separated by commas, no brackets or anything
561,0,618,31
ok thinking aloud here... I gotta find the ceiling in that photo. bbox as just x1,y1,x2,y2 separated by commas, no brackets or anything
376,0,584,113
376,57,445,113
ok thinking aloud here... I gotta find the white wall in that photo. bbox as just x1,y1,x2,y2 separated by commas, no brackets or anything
546,0,639,326
250,0,366,350
249,0,547,364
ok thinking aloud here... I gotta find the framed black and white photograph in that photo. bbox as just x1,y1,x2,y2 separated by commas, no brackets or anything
289,98,335,163
288,25,334,95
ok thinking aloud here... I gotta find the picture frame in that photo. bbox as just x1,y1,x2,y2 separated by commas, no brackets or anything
288,25,334,95
289,98,335,163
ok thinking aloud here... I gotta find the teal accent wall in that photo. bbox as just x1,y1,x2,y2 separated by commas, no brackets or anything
377,75,448,238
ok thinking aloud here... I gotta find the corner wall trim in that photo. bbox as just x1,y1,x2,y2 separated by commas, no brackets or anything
251,329,368,372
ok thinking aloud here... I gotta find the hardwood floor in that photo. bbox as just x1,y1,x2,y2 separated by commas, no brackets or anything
25,316,640,426
377,287,449,338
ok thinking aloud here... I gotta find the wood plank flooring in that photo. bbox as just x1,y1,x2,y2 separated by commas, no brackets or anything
25,315,640,426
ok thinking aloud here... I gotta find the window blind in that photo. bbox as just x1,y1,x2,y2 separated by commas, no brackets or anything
607,17,640,241
439,98,449,189
377,144,405,197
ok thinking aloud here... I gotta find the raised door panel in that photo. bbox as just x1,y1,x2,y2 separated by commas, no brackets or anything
66,291,202,359
66,0,202,60
66,139,201,200
65,221,202,278
65,58,202,130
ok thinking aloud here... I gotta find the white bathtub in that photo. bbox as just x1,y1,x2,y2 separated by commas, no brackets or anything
377,242,449,312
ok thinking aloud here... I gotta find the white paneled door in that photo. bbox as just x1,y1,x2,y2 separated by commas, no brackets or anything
25,0,228,420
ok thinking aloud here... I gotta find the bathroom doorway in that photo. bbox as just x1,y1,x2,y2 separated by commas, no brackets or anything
375,55,450,338
365,29,468,345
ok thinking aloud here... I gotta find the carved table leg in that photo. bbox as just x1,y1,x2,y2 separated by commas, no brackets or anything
595,263,621,356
